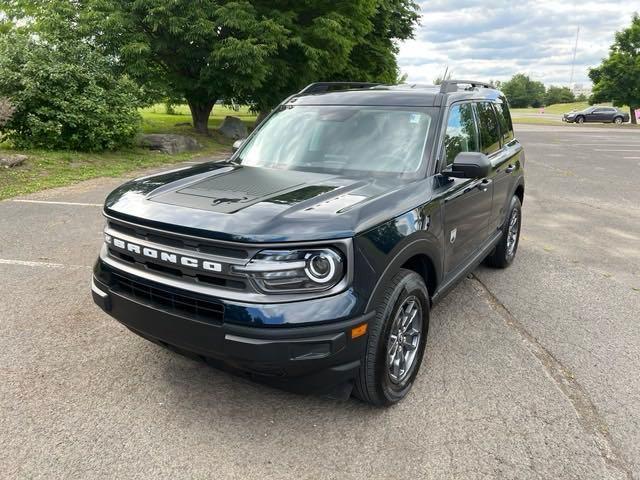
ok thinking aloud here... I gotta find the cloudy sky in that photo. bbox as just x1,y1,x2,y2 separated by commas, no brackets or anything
398,1,638,87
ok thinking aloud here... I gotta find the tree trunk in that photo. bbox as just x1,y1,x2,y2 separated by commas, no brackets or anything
631,106,637,125
187,100,216,134
255,111,269,128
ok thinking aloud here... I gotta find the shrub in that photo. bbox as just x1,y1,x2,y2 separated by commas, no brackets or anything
0,97,15,128
0,33,141,151
0,97,15,142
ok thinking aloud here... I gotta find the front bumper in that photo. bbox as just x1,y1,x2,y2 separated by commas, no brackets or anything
92,261,372,392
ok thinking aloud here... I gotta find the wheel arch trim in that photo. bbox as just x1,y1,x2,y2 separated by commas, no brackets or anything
364,237,442,313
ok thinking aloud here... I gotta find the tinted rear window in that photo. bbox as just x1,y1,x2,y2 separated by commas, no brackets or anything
494,100,514,143
475,102,501,155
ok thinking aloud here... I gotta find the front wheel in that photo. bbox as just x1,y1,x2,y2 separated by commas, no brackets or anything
354,269,429,406
613,116,623,125
575,115,585,124
486,195,522,268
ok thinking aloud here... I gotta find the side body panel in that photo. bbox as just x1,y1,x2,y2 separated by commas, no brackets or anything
488,140,524,230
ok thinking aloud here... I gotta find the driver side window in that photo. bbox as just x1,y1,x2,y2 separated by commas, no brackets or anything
443,103,479,166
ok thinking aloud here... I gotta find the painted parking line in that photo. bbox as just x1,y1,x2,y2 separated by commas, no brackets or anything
593,149,640,152
10,199,102,207
623,157,640,160
0,258,90,269
572,144,640,147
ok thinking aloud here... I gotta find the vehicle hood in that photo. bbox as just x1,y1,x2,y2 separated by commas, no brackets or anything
104,162,428,243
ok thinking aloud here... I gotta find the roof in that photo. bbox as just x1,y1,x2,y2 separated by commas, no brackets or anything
289,82,504,108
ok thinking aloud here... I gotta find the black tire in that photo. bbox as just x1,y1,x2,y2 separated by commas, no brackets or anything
613,116,623,125
486,195,522,268
575,115,585,124
354,269,429,406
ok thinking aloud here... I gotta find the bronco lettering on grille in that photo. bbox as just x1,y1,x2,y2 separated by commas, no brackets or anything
105,234,223,272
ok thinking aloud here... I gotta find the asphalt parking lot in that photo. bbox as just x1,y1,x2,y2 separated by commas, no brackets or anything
1,125,639,480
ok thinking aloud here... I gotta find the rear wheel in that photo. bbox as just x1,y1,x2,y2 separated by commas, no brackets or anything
354,269,429,406
575,115,585,124
614,116,623,125
486,195,522,268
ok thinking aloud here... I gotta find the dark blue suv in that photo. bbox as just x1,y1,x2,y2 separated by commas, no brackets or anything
92,80,525,405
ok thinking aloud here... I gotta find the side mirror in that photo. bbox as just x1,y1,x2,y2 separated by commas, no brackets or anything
444,152,491,179
232,139,245,153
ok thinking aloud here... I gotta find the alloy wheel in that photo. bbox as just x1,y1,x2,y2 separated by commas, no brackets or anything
506,209,520,259
386,296,423,384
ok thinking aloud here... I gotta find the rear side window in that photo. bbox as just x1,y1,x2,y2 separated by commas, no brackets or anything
494,100,514,143
443,103,479,166
475,102,501,155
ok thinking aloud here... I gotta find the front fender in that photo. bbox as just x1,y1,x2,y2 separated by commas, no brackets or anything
353,206,443,313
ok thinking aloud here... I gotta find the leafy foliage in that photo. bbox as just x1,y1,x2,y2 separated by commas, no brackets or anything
5,0,420,130
501,74,546,108
328,1,420,83
0,97,15,129
87,0,292,132
589,13,640,124
0,32,142,151
544,86,575,105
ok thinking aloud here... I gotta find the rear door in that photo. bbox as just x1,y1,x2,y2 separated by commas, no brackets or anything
483,98,523,230
438,102,493,276
601,107,616,122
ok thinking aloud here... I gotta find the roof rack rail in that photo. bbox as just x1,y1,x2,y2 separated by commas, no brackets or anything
298,82,381,95
439,79,494,93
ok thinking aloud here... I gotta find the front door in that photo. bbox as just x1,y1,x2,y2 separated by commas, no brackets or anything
585,108,600,122
441,177,494,275
438,102,493,275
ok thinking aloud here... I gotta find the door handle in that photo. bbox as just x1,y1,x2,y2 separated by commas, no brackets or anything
505,164,516,173
477,178,492,192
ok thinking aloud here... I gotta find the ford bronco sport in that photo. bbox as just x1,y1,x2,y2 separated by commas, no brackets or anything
92,80,525,406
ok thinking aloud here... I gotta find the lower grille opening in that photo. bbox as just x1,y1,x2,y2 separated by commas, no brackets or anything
111,273,224,325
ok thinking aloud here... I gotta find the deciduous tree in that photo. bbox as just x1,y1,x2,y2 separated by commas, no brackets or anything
5,1,420,132
544,86,575,105
589,13,640,124
501,74,546,108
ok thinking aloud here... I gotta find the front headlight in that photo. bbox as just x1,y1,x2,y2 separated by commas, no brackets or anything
234,248,345,293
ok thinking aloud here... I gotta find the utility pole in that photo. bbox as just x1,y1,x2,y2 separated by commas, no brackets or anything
569,26,580,87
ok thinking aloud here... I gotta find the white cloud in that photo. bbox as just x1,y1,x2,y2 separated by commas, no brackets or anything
398,1,638,86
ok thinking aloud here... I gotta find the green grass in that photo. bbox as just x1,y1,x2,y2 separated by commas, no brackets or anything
512,117,562,125
511,101,638,127
511,102,592,115
511,101,633,115
140,104,256,134
0,104,257,201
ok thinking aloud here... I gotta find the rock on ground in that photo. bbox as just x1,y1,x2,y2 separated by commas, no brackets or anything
138,134,201,155
0,154,28,168
217,116,248,140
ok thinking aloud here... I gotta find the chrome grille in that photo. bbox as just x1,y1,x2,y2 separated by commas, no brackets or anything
105,219,254,292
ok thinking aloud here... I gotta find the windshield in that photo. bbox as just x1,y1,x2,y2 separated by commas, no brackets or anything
237,105,436,176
